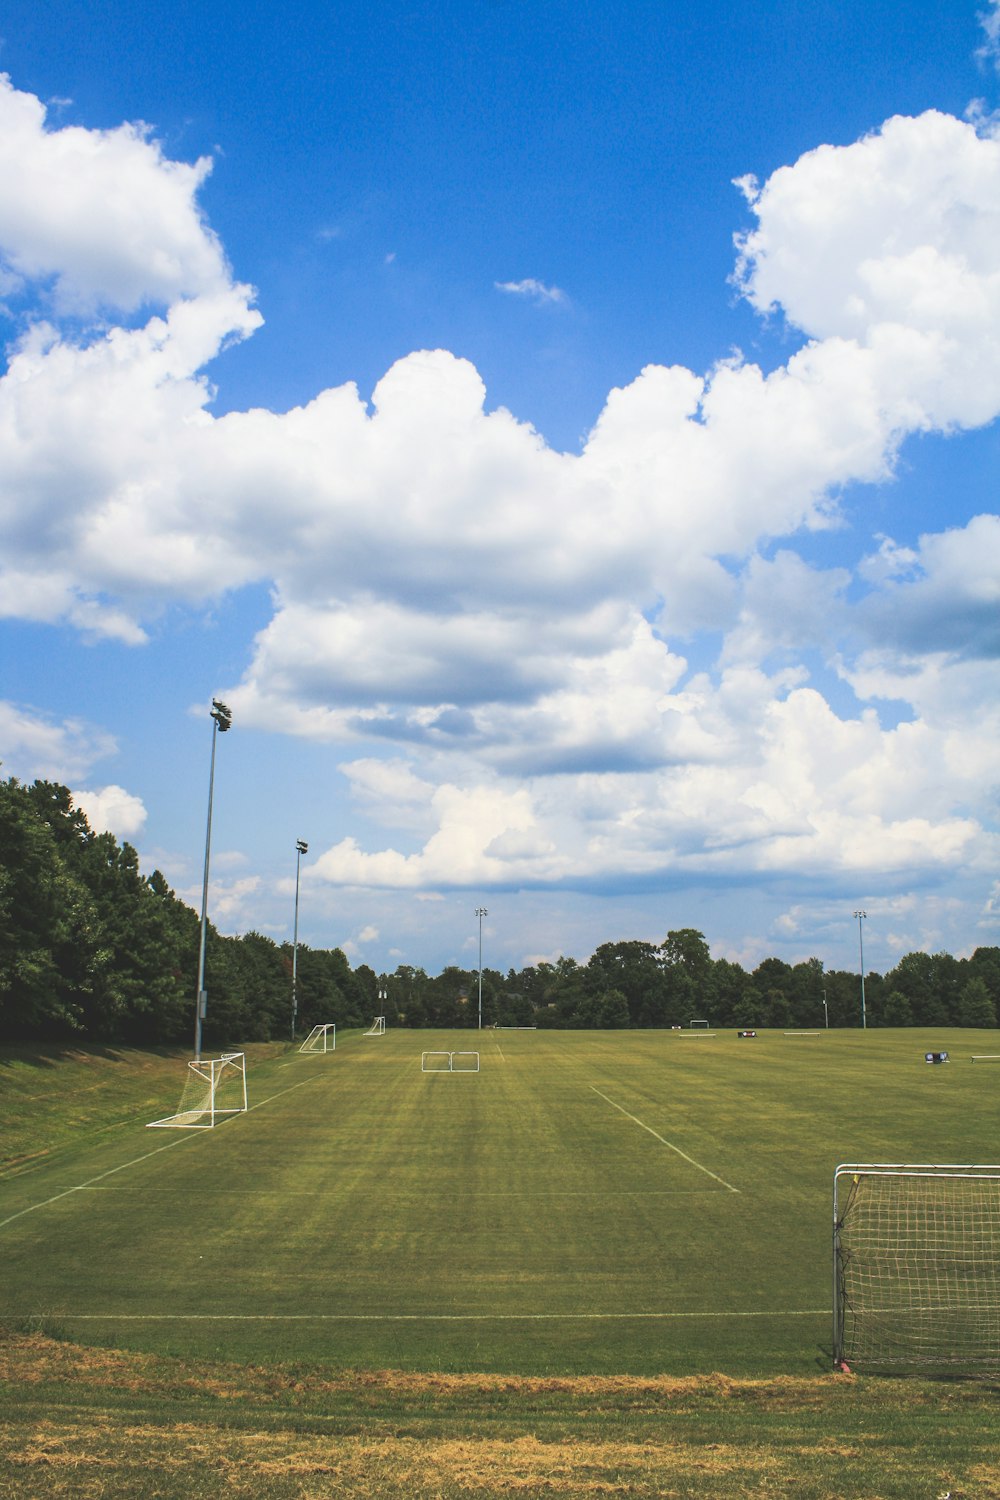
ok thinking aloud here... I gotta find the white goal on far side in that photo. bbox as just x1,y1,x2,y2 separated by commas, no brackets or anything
299,1024,335,1054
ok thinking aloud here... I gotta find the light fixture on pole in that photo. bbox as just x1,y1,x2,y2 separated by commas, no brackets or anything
475,907,487,1030
853,910,867,1030
195,698,232,1061
292,839,308,1041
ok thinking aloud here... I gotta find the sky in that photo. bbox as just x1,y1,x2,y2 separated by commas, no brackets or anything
1,0,999,983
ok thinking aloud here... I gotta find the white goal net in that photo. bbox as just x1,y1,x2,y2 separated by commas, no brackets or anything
364,1016,385,1036
147,1052,248,1129
833,1162,1000,1372
298,1024,335,1053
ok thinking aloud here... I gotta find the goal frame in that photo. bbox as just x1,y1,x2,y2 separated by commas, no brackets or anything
364,1015,385,1036
833,1161,1000,1372
298,1023,336,1053
147,1052,248,1129
421,1051,480,1073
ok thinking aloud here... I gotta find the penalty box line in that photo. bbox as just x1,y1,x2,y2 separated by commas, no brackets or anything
590,1086,740,1194
0,1074,323,1233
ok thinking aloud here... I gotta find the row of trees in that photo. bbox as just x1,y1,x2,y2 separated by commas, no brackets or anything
2,776,998,1047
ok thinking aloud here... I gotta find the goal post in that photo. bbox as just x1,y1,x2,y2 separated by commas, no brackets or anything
833,1162,1000,1372
298,1023,335,1054
364,1016,385,1036
147,1052,248,1129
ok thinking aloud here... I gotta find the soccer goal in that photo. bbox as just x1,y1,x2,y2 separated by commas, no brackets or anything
421,1051,480,1073
298,1023,335,1054
833,1162,1000,1372
147,1052,248,1129
364,1016,385,1036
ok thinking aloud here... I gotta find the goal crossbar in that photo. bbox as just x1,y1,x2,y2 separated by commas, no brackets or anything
833,1162,1000,1372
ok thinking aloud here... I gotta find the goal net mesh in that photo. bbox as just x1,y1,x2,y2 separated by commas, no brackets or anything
147,1053,247,1129
834,1165,1000,1371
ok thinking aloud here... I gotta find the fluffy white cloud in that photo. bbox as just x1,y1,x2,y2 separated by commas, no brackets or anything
72,783,147,839
0,74,237,312
1,79,999,920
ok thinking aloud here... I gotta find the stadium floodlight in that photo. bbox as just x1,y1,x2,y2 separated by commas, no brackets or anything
291,839,308,1041
194,698,232,1061
833,1162,1000,1372
475,906,487,1030
853,910,867,1029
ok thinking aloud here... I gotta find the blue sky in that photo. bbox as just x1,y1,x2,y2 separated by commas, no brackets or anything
1,0,999,983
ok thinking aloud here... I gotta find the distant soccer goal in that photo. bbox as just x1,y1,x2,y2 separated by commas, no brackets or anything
298,1024,335,1054
833,1162,1000,1373
147,1052,247,1130
364,1016,385,1036
421,1051,480,1073
689,1018,709,1028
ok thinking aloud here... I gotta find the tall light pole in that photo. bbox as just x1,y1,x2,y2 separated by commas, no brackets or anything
291,839,308,1041
854,910,867,1030
195,698,232,1061
475,906,487,1030
822,988,829,1029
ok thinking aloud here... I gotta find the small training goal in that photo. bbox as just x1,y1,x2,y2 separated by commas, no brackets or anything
833,1162,1000,1373
421,1051,480,1073
147,1052,248,1129
299,1024,335,1054
364,1016,385,1036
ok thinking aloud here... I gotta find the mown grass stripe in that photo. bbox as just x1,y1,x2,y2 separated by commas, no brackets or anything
0,1073,322,1231
32,1309,832,1321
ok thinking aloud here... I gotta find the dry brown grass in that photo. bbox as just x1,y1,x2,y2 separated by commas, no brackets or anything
2,1330,1000,1497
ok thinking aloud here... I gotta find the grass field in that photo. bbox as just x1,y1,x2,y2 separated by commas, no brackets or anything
2,1027,999,1496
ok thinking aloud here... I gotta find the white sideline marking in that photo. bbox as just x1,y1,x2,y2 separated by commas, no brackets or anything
972,1055,1000,1062
40,1309,830,1322
784,1031,821,1036
589,1087,740,1194
0,1074,322,1233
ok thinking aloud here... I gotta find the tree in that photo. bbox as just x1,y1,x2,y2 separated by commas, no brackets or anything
882,990,914,1027
958,977,997,1029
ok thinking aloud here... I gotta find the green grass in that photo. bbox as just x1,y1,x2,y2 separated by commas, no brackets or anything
0,1026,995,1374
2,1027,1000,1497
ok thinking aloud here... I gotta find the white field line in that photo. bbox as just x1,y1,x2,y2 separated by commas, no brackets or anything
34,1309,831,1322
590,1086,740,1194
0,1074,322,1232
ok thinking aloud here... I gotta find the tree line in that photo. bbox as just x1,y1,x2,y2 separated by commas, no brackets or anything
1,776,997,1047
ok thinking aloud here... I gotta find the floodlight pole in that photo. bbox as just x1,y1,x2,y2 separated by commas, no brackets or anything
475,906,487,1030
291,839,308,1041
822,988,829,1029
195,699,232,1062
854,910,867,1030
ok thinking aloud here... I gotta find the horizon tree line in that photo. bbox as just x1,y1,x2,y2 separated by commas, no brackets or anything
1,775,997,1047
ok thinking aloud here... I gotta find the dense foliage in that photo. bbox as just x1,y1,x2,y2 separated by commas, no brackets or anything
1,776,997,1044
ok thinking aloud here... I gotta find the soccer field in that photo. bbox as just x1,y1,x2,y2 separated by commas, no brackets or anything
0,1027,993,1375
